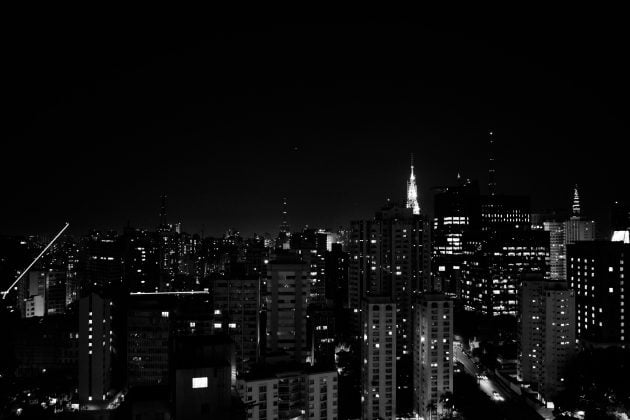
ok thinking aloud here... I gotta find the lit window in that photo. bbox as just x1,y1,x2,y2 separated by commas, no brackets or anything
192,377,208,389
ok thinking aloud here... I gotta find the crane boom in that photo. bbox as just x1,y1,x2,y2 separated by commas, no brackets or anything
2,222,70,299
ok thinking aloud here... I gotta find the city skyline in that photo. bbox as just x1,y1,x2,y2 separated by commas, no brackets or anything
4,21,629,237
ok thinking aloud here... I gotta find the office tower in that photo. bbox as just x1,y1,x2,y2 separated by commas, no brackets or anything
80,231,123,294
307,304,336,367
567,241,629,345
432,178,481,295
462,229,550,316
544,221,566,281
518,276,575,404
121,226,160,293
78,292,113,405
413,293,453,419
237,367,338,420
480,194,531,231
406,155,420,215
266,255,310,362
565,186,596,244
213,275,261,374
19,269,68,318
361,297,396,420
173,335,235,420
290,228,327,305
127,296,171,387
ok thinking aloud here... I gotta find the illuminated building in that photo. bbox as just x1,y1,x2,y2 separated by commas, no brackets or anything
431,178,481,295
406,154,420,215
307,304,336,367
518,276,575,403
266,255,310,362
19,269,67,318
127,296,171,387
78,292,113,406
173,335,235,420
237,367,338,420
80,231,123,294
461,229,549,316
567,241,629,345
290,228,328,305
565,185,596,245
544,221,566,281
361,296,396,420
413,293,453,419
212,275,261,374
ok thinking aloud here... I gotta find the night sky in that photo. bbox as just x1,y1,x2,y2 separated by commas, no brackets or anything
4,18,629,237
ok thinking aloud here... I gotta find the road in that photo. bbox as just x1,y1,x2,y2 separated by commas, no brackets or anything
454,343,550,419
454,343,507,402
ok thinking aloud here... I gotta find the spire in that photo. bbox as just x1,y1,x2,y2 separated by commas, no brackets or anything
572,184,581,218
159,194,167,227
280,197,290,233
488,130,496,196
406,154,420,215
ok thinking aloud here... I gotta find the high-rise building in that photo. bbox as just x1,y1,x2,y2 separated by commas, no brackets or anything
266,255,310,362
290,228,327,305
307,304,336,368
127,296,171,387
173,335,235,420
80,231,123,294
348,202,430,345
406,155,420,215
544,221,566,281
462,229,549,316
213,275,261,374
432,178,481,295
237,367,338,420
78,292,113,406
413,293,453,419
361,296,396,420
565,186,596,244
18,269,67,318
567,241,629,345
324,243,348,311
518,276,575,403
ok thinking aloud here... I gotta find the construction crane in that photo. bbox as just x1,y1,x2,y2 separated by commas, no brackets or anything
1,222,70,300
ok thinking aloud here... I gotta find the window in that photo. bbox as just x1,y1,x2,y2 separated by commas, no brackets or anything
192,377,208,389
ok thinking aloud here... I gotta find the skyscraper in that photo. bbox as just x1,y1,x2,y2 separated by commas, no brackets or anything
361,296,396,420
78,292,113,406
413,293,453,419
518,276,575,403
265,254,310,362
432,178,481,295
565,185,596,245
213,275,261,374
406,155,420,215
567,241,629,345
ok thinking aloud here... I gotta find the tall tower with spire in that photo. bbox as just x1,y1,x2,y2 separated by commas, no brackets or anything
571,184,581,219
406,154,420,215
279,197,290,233
488,130,496,197
159,194,167,228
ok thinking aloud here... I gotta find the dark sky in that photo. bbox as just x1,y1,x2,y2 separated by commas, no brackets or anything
3,17,629,237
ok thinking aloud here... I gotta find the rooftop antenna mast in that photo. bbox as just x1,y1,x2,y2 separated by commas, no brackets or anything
2,222,70,300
